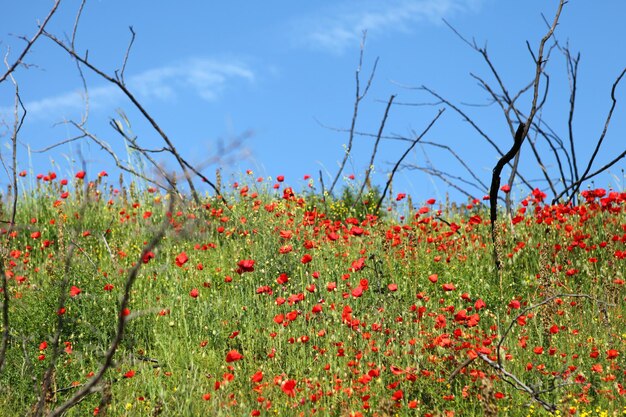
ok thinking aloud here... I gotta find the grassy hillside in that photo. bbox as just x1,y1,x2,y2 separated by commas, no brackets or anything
0,172,624,416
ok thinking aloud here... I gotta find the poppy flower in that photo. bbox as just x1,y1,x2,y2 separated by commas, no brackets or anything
225,350,243,363
175,252,188,267
75,171,86,179
280,379,296,397
142,251,155,264
351,286,364,298
236,259,255,274
123,369,135,378
607,349,619,359
301,254,313,264
350,257,366,272
189,288,199,298
276,273,289,285
500,184,511,193
69,286,81,297
251,371,263,383
391,389,403,401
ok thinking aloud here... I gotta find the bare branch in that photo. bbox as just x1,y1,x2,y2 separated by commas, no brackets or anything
553,147,626,204
420,140,489,191
0,0,61,84
43,30,203,205
490,122,526,270
476,353,557,413
118,26,135,84
409,165,479,201
354,94,395,206
376,109,444,212
46,191,175,417
329,31,379,195
565,67,626,204
0,253,9,375
0,60,27,374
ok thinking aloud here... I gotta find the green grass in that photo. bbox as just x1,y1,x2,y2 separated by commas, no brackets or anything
0,173,625,416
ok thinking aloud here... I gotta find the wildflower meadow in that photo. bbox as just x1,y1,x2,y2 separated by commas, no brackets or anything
0,171,624,416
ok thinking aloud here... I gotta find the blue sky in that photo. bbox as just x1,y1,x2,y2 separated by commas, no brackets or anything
1,1,625,204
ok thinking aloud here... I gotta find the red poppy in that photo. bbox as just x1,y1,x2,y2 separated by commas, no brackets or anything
123,369,135,378
280,379,296,397
350,257,366,272
69,285,81,297
175,252,188,267
75,171,86,179
391,389,403,401
251,371,263,383
236,259,255,274
225,350,243,363
189,288,199,298
142,251,155,264
351,286,364,298
276,273,289,285
607,349,619,359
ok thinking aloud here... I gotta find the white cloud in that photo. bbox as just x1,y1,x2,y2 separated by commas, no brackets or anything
1,57,254,121
297,0,483,53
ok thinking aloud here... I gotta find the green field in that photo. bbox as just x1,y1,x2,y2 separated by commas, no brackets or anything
0,172,624,416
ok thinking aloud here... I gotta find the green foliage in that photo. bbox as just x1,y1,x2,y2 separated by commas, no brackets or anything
317,184,384,222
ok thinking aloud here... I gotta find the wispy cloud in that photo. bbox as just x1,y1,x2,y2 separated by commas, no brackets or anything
296,0,483,54
1,57,254,121
129,58,254,102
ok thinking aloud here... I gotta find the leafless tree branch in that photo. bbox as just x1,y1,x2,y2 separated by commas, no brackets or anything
0,0,61,84
329,31,379,195
354,94,395,206
42,30,203,205
565,67,626,204
46,189,175,417
376,109,445,212
0,59,27,374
